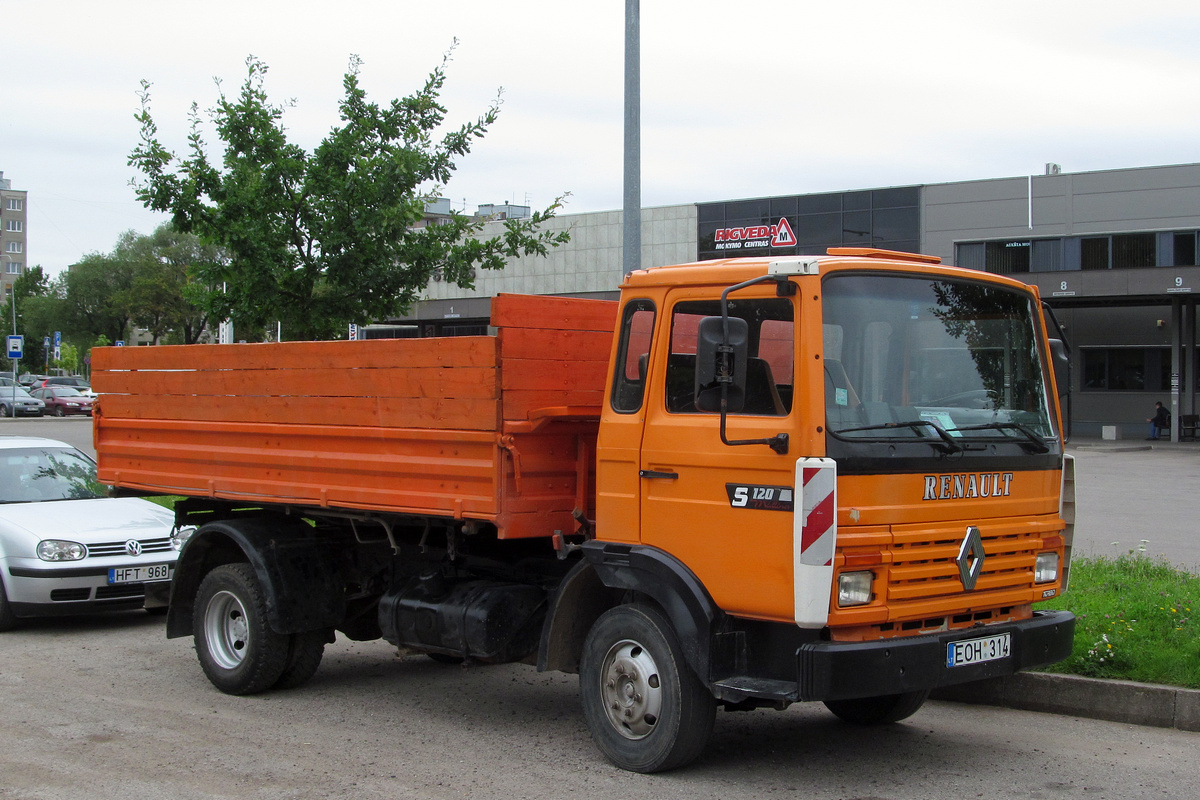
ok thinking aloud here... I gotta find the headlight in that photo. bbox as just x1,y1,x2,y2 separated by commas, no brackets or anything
37,540,87,561
1035,552,1059,583
838,571,874,607
171,525,198,551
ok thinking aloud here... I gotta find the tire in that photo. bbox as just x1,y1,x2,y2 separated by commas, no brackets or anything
272,630,327,690
193,563,290,695
0,404,9,418
579,604,716,773
824,690,929,725
53,405,65,417
0,577,16,632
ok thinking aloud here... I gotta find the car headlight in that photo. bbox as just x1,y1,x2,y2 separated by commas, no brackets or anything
37,540,87,561
838,571,875,607
171,525,198,552
1035,552,1059,583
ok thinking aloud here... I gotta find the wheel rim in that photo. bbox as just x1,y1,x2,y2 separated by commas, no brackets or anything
203,589,251,670
599,638,663,740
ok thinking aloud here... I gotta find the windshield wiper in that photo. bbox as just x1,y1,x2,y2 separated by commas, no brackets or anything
954,422,1051,453
833,420,963,454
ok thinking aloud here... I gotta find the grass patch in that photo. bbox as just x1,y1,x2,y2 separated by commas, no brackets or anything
1038,552,1200,688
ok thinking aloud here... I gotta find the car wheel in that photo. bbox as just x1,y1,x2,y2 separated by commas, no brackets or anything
0,405,9,417
272,629,328,690
0,577,17,632
824,690,929,725
193,563,290,695
579,604,716,773
53,406,65,417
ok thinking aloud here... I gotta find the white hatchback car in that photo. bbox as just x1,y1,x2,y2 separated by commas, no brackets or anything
0,436,189,630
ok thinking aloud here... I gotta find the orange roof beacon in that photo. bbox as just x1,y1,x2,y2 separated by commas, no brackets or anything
94,248,1075,773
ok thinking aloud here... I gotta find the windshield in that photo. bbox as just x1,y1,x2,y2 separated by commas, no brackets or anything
822,273,1055,444
0,447,106,503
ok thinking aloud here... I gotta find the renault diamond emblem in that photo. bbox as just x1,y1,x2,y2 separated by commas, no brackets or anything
125,539,143,557
956,526,985,591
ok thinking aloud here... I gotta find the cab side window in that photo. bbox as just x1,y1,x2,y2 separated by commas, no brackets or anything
610,300,656,413
666,298,794,415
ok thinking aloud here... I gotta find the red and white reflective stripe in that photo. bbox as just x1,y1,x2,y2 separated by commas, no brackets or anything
794,458,837,628
800,464,836,567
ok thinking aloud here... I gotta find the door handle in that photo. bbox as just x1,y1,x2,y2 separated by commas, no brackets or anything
639,469,679,480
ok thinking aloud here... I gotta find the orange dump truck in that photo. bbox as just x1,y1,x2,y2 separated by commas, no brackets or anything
94,248,1076,773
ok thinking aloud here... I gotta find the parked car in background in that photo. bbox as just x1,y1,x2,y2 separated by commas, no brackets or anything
0,436,192,630
0,388,45,417
30,386,94,416
30,376,91,391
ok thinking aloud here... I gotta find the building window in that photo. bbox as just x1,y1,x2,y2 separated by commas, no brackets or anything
1112,233,1156,269
4,198,22,211
984,241,1030,274
1080,237,1109,270
1082,347,1171,391
1175,232,1197,266
5,242,22,254
4,219,21,232
5,261,22,275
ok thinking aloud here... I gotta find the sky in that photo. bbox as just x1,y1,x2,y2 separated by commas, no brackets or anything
4,0,1200,276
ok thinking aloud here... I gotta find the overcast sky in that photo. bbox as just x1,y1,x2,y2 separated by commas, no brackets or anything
4,0,1200,276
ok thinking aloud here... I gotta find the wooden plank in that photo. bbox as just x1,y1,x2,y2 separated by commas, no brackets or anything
491,294,617,332
97,366,498,400
98,393,501,430
92,336,497,375
501,359,609,394
498,327,613,363
502,389,605,422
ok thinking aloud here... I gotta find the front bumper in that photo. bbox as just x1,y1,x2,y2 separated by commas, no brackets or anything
5,562,174,617
797,610,1076,702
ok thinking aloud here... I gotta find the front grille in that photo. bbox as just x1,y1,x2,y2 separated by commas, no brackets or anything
95,585,146,600
86,537,174,558
51,588,91,601
886,520,1055,618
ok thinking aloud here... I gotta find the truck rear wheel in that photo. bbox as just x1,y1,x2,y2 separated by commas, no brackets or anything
579,604,716,773
273,630,327,690
194,563,289,695
823,690,929,725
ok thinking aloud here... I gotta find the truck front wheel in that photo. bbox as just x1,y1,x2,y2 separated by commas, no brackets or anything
579,604,716,773
823,690,929,725
194,563,290,695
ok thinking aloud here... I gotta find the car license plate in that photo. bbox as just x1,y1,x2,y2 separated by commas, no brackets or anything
947,632,1010,668
108,564,172,584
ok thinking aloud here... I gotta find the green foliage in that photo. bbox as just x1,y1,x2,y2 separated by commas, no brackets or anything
129,49,569,341
1040,553,1200,688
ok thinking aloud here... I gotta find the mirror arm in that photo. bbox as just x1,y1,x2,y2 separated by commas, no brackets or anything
714,275,792,455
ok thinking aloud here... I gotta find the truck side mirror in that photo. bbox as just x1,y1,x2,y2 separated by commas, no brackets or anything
695,316,748,413
1048,337,1071,437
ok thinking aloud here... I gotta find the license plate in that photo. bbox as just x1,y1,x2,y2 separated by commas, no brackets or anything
947,632,1011,668
108,564,172,584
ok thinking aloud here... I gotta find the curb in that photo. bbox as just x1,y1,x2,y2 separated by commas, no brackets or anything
931,672,1200,732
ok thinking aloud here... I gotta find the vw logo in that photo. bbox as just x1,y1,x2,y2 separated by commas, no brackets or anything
125,539,143,557
956,526,986,591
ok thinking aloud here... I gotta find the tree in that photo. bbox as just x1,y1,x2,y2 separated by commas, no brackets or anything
130,50,569,341
121,224,226,344
2,266,51,373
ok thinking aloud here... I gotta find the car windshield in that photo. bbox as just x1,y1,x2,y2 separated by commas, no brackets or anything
0,447,106,503
51,387,84,397
822,273,1056,443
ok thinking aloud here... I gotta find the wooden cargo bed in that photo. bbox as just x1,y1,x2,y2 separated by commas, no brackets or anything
92,294,616,539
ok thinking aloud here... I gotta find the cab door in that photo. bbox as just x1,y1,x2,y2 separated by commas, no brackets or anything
638,291,799,622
